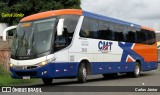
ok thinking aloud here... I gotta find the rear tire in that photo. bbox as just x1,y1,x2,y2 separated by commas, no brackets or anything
132,62,141,78
77,63,87,83
42,78,53,85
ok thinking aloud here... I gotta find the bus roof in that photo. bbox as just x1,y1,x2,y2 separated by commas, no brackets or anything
83,11,154,31
20,9,82,22
83,11,140,28
141,26,155,31
20,9,154,31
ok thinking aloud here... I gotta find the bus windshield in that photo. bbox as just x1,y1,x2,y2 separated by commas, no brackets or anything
11,18,56,59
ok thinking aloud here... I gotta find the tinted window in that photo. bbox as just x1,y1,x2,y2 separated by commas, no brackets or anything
99,20,114,40
137,30,147,44
114,32,124,41
137,29,156,45
124,27,137,43
125,31,135,43
114,24,124,41
54,15,80,52
123,26,130,42
89,18,99,39
60,15,80,33
80,17,156,45
80,17,99,39
147,31,156,44
59,15,80,45
80,17,90,37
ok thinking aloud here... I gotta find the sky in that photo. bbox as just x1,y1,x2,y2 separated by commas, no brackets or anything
81,0,160,30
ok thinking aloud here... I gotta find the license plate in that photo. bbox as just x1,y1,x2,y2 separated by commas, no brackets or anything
23,76,30,79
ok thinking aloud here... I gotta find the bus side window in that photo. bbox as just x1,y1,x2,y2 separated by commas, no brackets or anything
150,31,156,44
54,15,80,52
59,15,80,44
146,31,156,45
99,20,114,40
138,30,147,44
80,17,90,38
114,32,118,41
126,31,136,43
114,24,124,42
55,28,68,46
118,32,124,41
99,20,109,40
122,26,128,42
137,29,156,45
114,32,124,41
146,31,152,44
89,18,99,39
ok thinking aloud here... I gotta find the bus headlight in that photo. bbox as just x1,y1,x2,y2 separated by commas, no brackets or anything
38,61,48,67
10,63,14,67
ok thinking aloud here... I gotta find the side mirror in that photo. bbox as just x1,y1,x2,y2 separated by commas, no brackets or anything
3,25,17,41
57,19,64,36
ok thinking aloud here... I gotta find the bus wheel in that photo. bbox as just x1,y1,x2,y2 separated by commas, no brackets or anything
77,63,87,83
132,62,141,78
42,78,53,85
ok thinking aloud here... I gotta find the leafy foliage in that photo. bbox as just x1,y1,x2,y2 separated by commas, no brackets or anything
0,0,81,25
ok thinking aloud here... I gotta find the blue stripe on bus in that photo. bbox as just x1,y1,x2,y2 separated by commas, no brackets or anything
10,61,158,79
82,11,141,28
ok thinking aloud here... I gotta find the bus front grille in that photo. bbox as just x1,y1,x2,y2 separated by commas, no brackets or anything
15,71,37,76
13,65,39,70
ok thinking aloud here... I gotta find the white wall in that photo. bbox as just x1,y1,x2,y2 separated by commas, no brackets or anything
0,23,8,37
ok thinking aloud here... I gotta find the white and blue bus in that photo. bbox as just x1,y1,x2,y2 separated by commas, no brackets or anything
3,9,158,84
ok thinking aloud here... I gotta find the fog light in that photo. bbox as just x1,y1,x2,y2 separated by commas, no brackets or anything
42,71,47,75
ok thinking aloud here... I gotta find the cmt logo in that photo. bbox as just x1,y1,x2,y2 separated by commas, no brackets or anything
98,41,113,53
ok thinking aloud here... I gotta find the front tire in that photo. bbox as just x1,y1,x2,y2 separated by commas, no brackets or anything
42,78,53,85
77,63,87,83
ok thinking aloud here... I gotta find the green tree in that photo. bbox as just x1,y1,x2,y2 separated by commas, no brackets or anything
0,0,81,25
